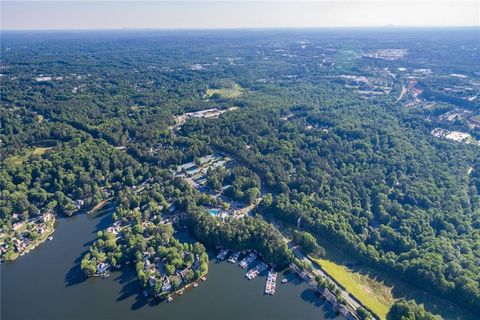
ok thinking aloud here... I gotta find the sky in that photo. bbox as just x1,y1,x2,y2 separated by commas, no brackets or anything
1,1,479,30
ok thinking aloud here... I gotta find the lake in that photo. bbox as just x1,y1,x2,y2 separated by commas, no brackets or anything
1,206,341,320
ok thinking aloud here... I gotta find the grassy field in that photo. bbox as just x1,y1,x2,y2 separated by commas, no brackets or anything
306,239,479,320
311,256,394,319
32,147,52,155
9,147,53,165
275,219,476,319
205,83,243,99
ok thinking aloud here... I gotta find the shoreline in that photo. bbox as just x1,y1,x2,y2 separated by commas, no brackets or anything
3,216,56,262
142,270,209,301
3,198,113,263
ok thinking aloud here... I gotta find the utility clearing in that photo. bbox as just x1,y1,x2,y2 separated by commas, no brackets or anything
311,257,394,320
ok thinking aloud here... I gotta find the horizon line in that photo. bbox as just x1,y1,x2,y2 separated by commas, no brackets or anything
2,25,480,32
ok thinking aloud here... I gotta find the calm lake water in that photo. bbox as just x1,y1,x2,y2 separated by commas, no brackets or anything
1,207,341,320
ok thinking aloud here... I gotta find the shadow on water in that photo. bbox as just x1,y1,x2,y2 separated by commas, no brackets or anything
283,270,303,287
116,270,144,306
64,202,116,288
91,204,116,233
65,252,89,287
300,289,338,319
112,266,164,311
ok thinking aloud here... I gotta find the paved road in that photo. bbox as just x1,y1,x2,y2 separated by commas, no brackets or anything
290,245,361,311
271,221,371,318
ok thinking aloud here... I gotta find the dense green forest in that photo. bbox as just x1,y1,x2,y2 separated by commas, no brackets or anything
1,29,479,316
386,299,442,320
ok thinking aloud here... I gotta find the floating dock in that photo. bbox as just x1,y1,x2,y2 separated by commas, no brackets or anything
246,262,268,280
216,249,229,261
228,251,240,263
265,270,277,295
239,252,257,269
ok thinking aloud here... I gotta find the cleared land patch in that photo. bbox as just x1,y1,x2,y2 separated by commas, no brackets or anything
311,256,394,319
9,147,54,165
205,83,244,99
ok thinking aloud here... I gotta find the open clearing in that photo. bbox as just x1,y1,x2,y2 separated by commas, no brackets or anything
309,233,478,320
311,256,394,319
9,147,53,165
205,83,243,99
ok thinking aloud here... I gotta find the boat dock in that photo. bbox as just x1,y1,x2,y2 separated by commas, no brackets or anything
239,252,257,269
246,262,268,280
216,249,229,261
227,251,240,263
265,270,277,295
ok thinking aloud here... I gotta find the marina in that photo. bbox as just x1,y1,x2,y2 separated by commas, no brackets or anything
246,262,268,280
239,252,257,269
227,251,240,263
1,211,342,320
265,270,277,295
216,249,230,261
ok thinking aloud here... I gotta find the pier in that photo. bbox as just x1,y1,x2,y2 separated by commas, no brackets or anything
265,270,277,295
239,252,257,269
216,249,230,261
246,262,268,280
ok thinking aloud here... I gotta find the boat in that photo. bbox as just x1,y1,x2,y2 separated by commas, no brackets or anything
179,290,184,295
193,283,199,288
201,276,207,281
282,278,288,284
48,236,53,241
227,251,240,263
246,262,269,280
239,252,257,269
216,249,229,260
167,296,173,302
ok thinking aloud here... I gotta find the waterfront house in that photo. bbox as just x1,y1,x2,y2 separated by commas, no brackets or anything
179,268,191,282
161,275,172,292
42,213,53,222
97,262,110,274
339,305,349,317
193,254,200,270
323,288,338,306
148,276,156,287
74,199,85,210
13,222,24,231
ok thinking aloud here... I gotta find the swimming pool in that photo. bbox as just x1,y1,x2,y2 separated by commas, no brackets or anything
209,208,220,216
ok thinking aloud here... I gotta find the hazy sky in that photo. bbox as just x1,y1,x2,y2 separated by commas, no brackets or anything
1,1,479,30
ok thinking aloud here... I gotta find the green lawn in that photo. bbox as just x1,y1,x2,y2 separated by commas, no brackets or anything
311,256,394,320
32,147,52,155
9,147,53,165
205,83,243,99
